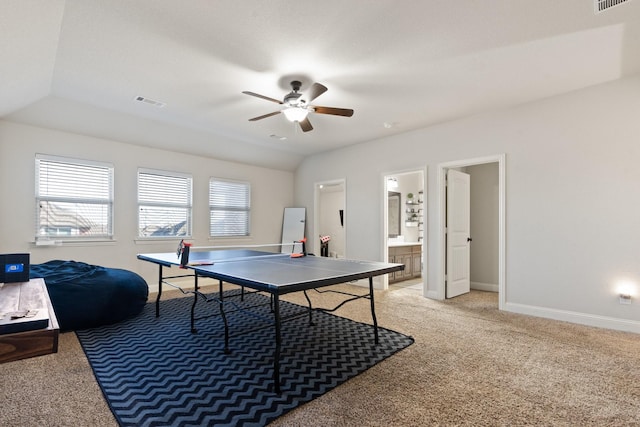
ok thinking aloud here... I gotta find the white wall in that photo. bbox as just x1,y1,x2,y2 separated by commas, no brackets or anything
468,163,499,289
295,74,640,332
0,120,294,289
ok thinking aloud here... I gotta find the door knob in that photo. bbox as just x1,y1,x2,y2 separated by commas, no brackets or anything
467,237,472,242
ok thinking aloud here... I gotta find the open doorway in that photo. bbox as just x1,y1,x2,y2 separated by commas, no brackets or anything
314,179,346,258
384,170,425,292
437,155,505,309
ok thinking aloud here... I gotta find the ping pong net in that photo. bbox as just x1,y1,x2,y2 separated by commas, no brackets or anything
176,239,307,267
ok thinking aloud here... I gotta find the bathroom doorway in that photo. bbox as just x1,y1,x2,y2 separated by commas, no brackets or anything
384,169,425,291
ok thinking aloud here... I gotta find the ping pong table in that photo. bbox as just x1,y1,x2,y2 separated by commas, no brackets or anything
137,248,403,393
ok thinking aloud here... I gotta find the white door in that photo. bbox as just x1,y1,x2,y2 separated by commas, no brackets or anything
281,208,306,253
446,169,471,298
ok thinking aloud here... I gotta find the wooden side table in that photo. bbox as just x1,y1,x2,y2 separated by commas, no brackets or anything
0,278,59,364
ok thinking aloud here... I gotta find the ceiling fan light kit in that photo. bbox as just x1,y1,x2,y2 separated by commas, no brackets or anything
243,80,354,133
282,106,309,122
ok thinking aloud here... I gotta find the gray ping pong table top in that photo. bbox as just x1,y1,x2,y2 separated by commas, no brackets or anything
138,250,402,294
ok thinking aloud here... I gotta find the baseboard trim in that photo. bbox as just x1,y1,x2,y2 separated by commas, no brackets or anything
504,302,640,334
471,281,498,292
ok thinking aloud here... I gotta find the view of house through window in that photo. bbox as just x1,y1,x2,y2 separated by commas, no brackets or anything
35,154,114,240
36,161,245,241
138,169,192,238
209,178,251,237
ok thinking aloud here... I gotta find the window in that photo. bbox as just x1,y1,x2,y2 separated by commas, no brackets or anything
209,178,250,237
35,155,114,240
138,169,192,238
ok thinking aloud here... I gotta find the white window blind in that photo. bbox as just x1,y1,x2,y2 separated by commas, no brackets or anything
35,155,114,240
138,169,192,238
209,179,250,237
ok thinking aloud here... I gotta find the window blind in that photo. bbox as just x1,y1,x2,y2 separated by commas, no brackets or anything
138,169,192,237
209,179,250,237
35,155,114,239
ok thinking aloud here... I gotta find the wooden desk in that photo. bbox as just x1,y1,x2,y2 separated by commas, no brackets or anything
0,278,59,363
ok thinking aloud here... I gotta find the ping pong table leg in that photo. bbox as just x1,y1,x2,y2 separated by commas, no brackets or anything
155,265,163,318
303,290,315,326
190,274,199,333
369,277,379,344
273,295,282,394
219,301,231,355
217,279,231,354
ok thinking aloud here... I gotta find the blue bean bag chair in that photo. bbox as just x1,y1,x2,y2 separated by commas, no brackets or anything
30,260,148,331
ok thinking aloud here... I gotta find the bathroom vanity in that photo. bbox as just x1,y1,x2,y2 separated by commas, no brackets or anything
388,242,422,283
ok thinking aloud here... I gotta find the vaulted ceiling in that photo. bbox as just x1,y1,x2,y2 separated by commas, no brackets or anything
2,0,640,171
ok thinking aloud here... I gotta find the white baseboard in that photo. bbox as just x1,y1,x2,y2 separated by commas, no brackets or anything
504,302,640,334
471,281,498,293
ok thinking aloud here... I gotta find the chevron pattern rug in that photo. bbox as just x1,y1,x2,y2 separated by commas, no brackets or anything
76,290,414,427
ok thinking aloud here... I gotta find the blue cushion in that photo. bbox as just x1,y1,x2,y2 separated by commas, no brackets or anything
30,260,148,331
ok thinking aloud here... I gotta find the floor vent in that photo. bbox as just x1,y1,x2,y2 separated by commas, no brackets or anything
134,96,166,108
595,0,632,13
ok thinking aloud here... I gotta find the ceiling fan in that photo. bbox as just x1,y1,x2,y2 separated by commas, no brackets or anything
242,80,354,132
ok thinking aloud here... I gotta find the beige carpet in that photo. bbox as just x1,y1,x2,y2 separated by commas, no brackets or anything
1,284,639,426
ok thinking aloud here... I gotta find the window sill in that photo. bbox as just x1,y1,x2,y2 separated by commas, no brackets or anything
32,239,117,247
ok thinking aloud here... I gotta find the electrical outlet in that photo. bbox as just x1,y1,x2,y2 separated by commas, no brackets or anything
619,294,632,305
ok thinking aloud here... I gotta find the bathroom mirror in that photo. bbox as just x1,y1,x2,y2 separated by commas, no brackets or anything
388,191,401,238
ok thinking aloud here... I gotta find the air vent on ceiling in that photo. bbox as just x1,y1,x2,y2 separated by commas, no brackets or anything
134,95,166,108
594,0,632,13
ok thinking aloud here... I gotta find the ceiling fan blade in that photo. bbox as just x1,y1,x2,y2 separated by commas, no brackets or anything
248,111,281,121
306,83,328,103
299,117,313,132
312,106,354,117
242,91,283,104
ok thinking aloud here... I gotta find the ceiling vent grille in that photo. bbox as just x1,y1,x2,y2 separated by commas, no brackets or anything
134,96,166,108
594,0,632,13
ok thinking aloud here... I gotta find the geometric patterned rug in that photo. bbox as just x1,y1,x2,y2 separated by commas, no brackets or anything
76,290,414,427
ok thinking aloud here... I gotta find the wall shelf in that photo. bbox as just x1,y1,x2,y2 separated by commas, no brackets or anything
405,190,423,234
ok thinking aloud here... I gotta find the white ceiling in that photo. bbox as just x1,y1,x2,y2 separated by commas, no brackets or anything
2,0,640,171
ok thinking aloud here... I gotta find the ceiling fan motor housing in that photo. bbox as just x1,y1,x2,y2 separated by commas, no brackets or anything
284,92,303,105
284,80,304,105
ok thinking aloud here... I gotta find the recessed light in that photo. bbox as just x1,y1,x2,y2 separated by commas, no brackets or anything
269,134,287,140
